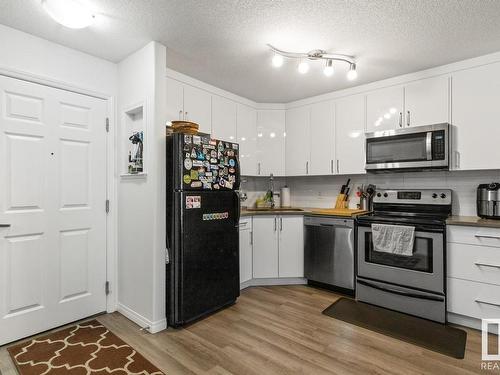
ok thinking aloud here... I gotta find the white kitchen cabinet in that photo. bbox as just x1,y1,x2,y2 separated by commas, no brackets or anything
166,77,184,123
211,95,237,142
237,103,258,176
452,62,500,170
366,85,404,132
285,106,310,176
256,110,286,176
278,216,304,278
404,75,449,127
183,84,212,134
309,101,335,175
335,94,366,175
252,216,279,278
239,218,253,284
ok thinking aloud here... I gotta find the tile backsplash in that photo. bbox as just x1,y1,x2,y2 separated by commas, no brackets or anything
241,170,500,216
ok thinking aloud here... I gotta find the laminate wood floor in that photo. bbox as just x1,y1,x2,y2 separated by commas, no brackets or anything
0,285,491,374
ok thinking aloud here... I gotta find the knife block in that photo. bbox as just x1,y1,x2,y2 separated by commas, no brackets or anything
335,194,349,209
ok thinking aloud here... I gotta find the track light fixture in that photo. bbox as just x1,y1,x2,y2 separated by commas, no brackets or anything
267,44,357,80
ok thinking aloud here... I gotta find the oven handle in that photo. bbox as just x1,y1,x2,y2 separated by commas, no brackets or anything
357,279,445,302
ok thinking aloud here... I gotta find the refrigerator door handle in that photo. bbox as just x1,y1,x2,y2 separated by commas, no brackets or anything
234,191,241,227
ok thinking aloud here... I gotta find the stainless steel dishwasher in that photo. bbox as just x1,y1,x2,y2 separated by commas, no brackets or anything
304,216,355,294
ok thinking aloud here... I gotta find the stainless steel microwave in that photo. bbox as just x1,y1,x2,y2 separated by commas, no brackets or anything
365,123,450,172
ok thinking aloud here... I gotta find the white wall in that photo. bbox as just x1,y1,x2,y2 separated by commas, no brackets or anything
0,24,116,96
117,41,167,332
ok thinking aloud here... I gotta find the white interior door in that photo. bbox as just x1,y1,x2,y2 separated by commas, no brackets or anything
0,75,107,345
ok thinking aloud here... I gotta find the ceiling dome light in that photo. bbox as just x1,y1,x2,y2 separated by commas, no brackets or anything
272,53,284,68
323,60,334,77
347,63,358,80
42,0,95,29
298,61,309,74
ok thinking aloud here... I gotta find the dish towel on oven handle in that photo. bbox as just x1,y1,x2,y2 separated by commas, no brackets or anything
371,223,415,256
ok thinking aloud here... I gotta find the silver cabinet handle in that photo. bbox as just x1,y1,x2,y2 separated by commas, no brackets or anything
250,231,253,245
454,151,460,169
330,160,334,174
475,234,500,240
184,111,188,120
474,261,500,269
179,110,183,120
399,112,402,128
306,161,309,175
280,217,283,231
0,224,10,227
274,217,277,231
336,159,340,174
406,110,410,126
258,162,261,175
475,299,500,308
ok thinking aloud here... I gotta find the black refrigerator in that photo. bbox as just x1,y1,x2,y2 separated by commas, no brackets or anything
166,132,240,327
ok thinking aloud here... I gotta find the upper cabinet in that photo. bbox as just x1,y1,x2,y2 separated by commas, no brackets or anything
212,95,237,142
366,86,404,132
166,77,212,134
285,106,311,176
452,62,500,171
404,75,449,127
310,101,335,175
335,94,366,175
256,110,286,176
183,85,212,134
366,76,449,132
237,104,258,176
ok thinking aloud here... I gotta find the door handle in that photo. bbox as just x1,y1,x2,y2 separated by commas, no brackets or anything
306,161,309,175
258,162,261,175
0,224,10,227
474,261,500,269
184,111,188,120
475,234,500,240
406,110,410,126
399,112,402,128
179,110,183,120
475,299,500,308
330,160,334,174
336,159,340,174
274,217,277,231
357,279,445,302
279,217,283,231
250,231,253,245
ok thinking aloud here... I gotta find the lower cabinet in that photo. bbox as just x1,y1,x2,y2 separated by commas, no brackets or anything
252,215,304,279
239,218,253,283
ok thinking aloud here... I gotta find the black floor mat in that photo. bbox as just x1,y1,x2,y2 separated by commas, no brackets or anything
322,298,467,359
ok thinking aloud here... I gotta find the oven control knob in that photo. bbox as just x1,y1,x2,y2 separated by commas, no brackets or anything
440,193,447,199
432,193,438,199
383,193,388,198
377,193,381,197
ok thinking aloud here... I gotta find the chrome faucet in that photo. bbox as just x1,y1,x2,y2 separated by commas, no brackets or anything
267,173,275,208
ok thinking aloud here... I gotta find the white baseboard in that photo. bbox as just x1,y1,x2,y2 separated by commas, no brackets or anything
240,277,307,290
447,312,499,334
117,303,167,334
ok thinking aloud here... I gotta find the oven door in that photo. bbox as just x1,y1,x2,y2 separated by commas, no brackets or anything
365,124,449,171
357,223,444,293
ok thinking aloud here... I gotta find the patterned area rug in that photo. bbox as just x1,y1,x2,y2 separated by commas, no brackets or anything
7,320,164,374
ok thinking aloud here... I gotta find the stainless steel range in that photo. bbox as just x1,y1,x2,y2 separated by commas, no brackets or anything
356,189,452,323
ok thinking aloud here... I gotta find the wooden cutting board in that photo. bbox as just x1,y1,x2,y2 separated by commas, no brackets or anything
310,208,369,217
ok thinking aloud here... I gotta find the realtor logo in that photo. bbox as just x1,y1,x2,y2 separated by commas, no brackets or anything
482,319,500,361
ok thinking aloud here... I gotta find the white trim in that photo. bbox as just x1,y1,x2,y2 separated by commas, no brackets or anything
120,172,148,179
0,66,118,315
447,312,482,331
241,278,307,289
117,303,167,333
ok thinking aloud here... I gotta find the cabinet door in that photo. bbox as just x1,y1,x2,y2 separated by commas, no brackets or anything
183,84,212,134
166,77,184,123
211,95,237,141
335,94,366,175
366,86,404,132
239,219,253,284
405,76,449,127
452,63,500,170
237,104,258,176
256,110,286,176
252,216,279,278
285,106,310,176
278,216,304,278
310,101,335,175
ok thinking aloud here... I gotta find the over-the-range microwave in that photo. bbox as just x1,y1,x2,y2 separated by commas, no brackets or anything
365,123,450,172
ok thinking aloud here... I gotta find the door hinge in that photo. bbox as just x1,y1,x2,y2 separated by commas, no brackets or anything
105,281,110,295
105,118,109,132
105,199,110,213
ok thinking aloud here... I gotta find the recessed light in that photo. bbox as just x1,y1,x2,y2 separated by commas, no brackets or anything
42,0,95,29
272,54,284,68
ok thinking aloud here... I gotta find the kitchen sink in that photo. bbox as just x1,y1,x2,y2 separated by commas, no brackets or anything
244,207,304,212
